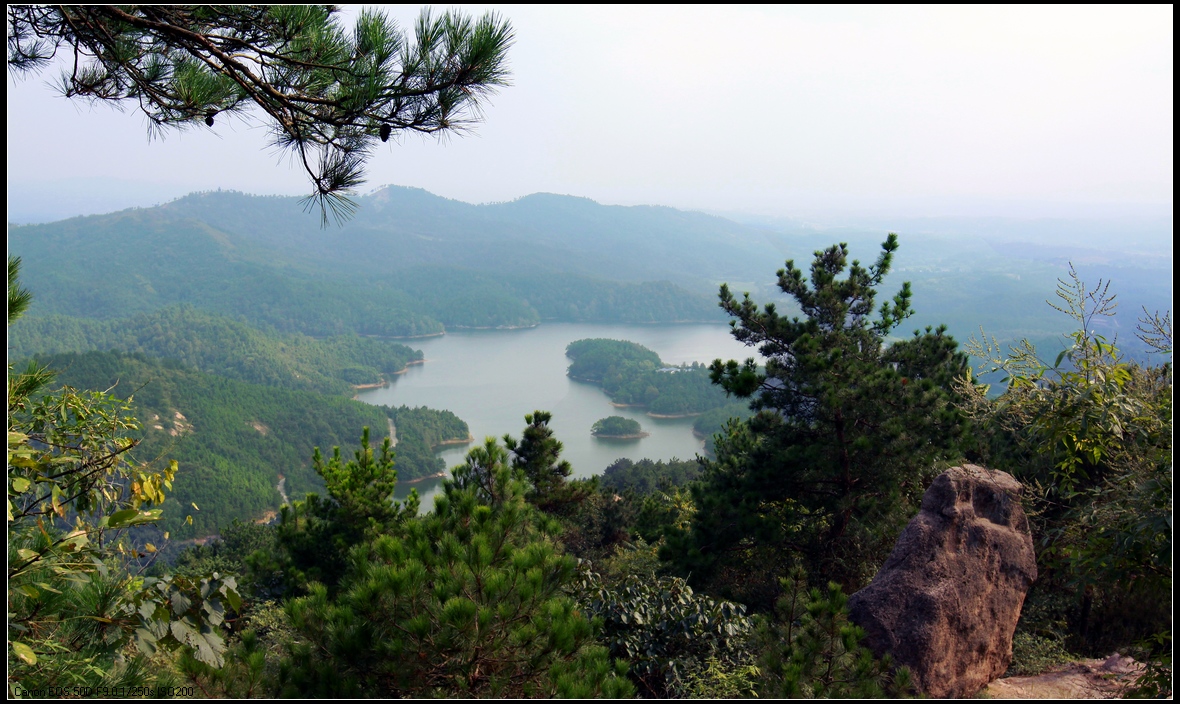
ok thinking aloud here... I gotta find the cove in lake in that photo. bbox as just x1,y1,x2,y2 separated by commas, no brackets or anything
355,323,756,508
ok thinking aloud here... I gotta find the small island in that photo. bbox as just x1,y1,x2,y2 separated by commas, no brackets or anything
591,415,649,439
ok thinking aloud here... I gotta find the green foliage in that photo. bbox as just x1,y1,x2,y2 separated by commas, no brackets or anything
7,265,238,691
271,428,419,593
573,565,754,698
388,405,470,448
504,411,591,515
634,486,699,547
313,426,413,537
567,458,704,553
1005,631,1077,676
8,306,423,395
755,566,914,698
567,338,732,415
664,236,968,601
7,564,191,696
591,416,644,438
23,353,469,538
1126,631,1172,699
692,401,755,454
8,6,514,222
384,405,470,483
171,520,278,598
683,656,763,699
8,256,33,323
599,457,702,496
273,433,633,697
131,572,241,667
32,351,393,537
558,489,640,564
959,267,1171,694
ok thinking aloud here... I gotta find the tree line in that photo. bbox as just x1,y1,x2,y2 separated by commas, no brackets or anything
566,339,733,415
25,350,469,538
9,306,423,396
10,235,1171,697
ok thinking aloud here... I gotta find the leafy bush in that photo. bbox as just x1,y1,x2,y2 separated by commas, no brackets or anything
959,267,1171,695
573,566,754,698
1006,631,1077,676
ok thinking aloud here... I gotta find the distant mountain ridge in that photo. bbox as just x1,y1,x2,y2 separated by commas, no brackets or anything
10,186,753,337
156,186,784,290
9,186,1171,355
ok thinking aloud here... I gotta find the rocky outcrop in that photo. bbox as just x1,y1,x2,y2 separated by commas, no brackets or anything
848,464,1037,698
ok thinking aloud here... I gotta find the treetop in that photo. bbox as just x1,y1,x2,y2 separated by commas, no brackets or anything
7,6,514,225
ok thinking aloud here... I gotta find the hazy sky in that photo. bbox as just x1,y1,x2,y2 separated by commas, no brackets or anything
6,5,1174,223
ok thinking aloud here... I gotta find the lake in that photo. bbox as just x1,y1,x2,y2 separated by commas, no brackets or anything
355,322,757,506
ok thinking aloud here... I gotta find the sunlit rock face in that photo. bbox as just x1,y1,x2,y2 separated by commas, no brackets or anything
848,464,1038,699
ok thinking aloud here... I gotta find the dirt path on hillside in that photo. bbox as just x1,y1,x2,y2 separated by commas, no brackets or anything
984,654,1143,698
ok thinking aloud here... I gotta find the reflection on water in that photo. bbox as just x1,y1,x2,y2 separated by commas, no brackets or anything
356,322,755,509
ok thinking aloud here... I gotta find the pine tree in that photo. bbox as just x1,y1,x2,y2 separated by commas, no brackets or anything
7,6,514,224
504,411,590,514
275,432,633,697
272,426,417,591
664,235,968,601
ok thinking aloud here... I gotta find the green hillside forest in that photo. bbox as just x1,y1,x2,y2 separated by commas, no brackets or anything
7,3,1171,698
567,338,732,416
30,351,469,538
9,306,423,395
10,234,1170,699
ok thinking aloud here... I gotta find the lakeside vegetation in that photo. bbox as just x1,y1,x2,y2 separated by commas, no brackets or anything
566,338,733,415
591,416,646,438
28,351,469,538
8,306,423,395
10,6,1170,698
692,402,757,454
10,234,1171,697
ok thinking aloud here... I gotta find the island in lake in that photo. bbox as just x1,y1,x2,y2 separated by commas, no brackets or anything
591,415,649,439
565,338,730,417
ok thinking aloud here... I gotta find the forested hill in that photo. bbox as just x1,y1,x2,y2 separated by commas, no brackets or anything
8,189,731,337
8,306,422,396
10,187,1171,351
33,351,469,538
159,187,782,291
566,338,733,416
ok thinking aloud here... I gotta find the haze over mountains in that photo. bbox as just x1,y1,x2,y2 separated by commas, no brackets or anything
11,186,1170,360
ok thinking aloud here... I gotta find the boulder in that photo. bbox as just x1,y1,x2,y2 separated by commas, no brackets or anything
847,464,1037,698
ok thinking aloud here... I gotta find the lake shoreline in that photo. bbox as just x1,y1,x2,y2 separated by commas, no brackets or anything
433,434,475,448
450,323,540,331
350,360,428,394
403,470,448,485
365,331,446,340
352,321,752,505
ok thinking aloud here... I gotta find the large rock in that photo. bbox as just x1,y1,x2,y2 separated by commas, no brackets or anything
848,464,1037,698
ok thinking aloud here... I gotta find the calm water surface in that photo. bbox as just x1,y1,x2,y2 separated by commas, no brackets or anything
355,323,756,507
